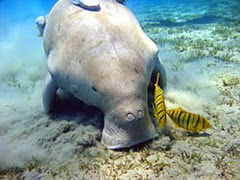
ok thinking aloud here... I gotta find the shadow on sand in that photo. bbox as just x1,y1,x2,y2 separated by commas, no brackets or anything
49,90,104,130
186,132,211,137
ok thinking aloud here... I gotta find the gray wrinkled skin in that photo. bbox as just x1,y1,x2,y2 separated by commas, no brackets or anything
42,0,167,149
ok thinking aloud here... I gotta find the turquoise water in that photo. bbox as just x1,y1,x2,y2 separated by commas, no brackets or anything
0,0,239,179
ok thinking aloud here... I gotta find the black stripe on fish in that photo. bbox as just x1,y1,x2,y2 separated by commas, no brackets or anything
179,111,185,127
202,117,205,129
157,109,164,116
158,113,165,121
156,96,163,102
155,88,162,94
169,110,174,117
156,100,164,107
187,113,192,130
177,111,182,125
178,111,183,126
185,112,190,129
182,112,186,125
195,116,200,131
176,110,181,121
173,110,178,122
190,114,195,130
155,93,162,100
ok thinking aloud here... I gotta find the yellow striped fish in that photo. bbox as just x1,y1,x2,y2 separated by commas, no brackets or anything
152,73,167,128
166,107,211,132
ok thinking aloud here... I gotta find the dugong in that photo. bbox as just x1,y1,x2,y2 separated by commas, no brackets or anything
42,0,167,149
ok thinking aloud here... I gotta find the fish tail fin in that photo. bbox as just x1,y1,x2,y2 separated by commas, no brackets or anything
204,118,211,130
159,116,167,128
166,112,177,125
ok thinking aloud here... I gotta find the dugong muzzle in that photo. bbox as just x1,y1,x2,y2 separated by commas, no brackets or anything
41,0,166,149
102,108,157,149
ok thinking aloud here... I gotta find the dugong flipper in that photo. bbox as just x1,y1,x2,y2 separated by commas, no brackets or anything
42,0,166,149
42,73,58,113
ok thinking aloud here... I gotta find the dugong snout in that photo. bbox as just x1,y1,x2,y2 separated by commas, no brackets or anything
101,102,157,149
126,110,144,121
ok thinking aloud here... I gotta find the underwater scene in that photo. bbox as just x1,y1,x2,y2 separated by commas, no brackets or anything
0,0,239,179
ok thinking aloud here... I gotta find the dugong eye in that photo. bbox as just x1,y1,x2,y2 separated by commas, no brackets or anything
126,113,135,121
92,86,97,92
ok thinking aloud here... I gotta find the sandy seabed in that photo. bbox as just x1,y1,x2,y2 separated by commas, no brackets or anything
0,0,240,179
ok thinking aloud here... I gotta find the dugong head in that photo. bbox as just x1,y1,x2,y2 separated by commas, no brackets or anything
93,67,159,149
102,98,157,149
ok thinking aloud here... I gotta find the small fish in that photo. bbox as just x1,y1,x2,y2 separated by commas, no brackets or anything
166,107,211,132
152,73,167,128
116,0,125,3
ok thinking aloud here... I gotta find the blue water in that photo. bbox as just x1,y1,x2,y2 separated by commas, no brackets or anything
0,0,238,37
0,0,239,178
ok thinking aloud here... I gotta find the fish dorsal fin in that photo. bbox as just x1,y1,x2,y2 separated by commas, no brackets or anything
154,73,160,87
174,124,180,128
72,0,100,11
178,107,185,111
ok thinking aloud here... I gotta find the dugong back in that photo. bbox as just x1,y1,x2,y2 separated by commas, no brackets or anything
43,0,158,108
